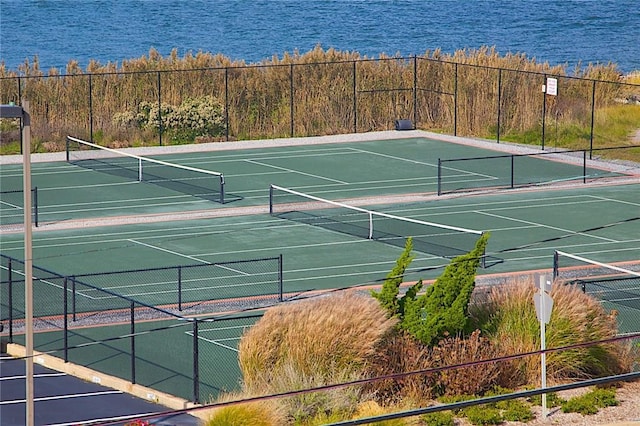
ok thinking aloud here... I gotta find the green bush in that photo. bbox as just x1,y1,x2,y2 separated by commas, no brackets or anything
112,95,225,143
496,399,534,422
561,387,618,415
462,405,503,425
527,391,565,407
421,411,455,426
402,233,490,346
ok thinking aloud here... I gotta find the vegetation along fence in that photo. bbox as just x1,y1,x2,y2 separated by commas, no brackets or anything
0,253,282,403
1,48,639,159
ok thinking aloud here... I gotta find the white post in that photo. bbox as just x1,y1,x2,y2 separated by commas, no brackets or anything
539,275,548,418
22,100,35,426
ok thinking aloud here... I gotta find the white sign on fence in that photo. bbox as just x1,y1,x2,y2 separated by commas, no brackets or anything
545,77,558,96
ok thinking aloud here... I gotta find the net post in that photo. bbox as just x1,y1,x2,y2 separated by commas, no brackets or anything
219,174,225,204
65,137,70,162
583,150,587,183
552,251,559,279
138,158,143,182
278,254,283,302
510,155,515,188
368,212,373,239
63,277,68,362
269,185,274,215
130,301,136,384
192,319,200,404
437,158,442,196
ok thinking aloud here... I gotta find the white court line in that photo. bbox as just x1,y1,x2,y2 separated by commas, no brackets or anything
475,211,619,242
128,239,210,264
0,200,22,209
0,390,122,405
244,158,348,184
0,372,67,381
588,195,640,208
346,147,440,167
128,239,251,275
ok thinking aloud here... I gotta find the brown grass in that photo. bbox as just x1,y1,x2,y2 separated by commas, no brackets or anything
2,46,637,154
469,278,635,386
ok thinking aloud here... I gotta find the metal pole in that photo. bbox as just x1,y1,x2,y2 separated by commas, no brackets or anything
541,75,547,150
88,74,94,142
352,61,357,133
157,71,162,146
130,302,136,384
496,69,502,143
224,68,229,141
589,80,596,159
290,63,294,137
193,320,200,404
453,63,458,136
22,99,35,426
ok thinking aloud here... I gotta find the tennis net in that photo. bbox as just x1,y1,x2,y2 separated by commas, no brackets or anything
553,250,640,334
269,184,487,263
0,187,39,227
436,146,634,195
66,136,225,204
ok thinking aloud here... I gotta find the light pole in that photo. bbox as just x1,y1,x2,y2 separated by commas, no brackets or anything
1,100,34,426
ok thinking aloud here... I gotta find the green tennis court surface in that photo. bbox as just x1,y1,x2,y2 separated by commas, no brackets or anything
0,137,625,225
2,135,639,403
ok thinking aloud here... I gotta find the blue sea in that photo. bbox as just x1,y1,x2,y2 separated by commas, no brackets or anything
1,0,639,74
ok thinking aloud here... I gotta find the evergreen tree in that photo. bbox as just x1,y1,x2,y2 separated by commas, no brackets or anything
402,233,490,346
371,237,419,318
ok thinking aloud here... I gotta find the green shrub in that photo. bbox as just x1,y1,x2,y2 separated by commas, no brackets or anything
561,387,618,415
403,233,489,346
496,399,534,422
527,391,565,407
462,405,503,425
421,411,455,426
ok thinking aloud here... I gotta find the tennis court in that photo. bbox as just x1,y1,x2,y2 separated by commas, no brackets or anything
0,135,627,226
2,132,639,403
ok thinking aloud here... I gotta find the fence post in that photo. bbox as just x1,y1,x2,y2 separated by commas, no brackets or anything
225,67,230,141
290,63,294,137
413,55,418,126
88,74,94,142
192,319,200,404
496,69,502,144
17,77,23,155
352,61,357,133
583,150,587,183
130,302,136,384
7,258,13,342
178,266,183,311
552,251,559,279
269,185,274,214
72,277,77,322
453,63,458,136
32,187,38,228
589,80,596,159
278,254,284,302
63,277,68,362
541,74,547,150
157,71,163,146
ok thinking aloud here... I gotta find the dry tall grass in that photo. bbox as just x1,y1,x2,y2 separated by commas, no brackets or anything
2,46,637,154
237,291,397,420
469,278,635,386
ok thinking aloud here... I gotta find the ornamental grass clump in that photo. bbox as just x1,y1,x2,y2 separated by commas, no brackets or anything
469,278,634,386
237,291,397,419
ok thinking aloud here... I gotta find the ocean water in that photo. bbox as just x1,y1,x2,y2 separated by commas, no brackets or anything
1,0,639,73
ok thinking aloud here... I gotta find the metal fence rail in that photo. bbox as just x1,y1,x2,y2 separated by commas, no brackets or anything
2,56,638,156
0,253,281,403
